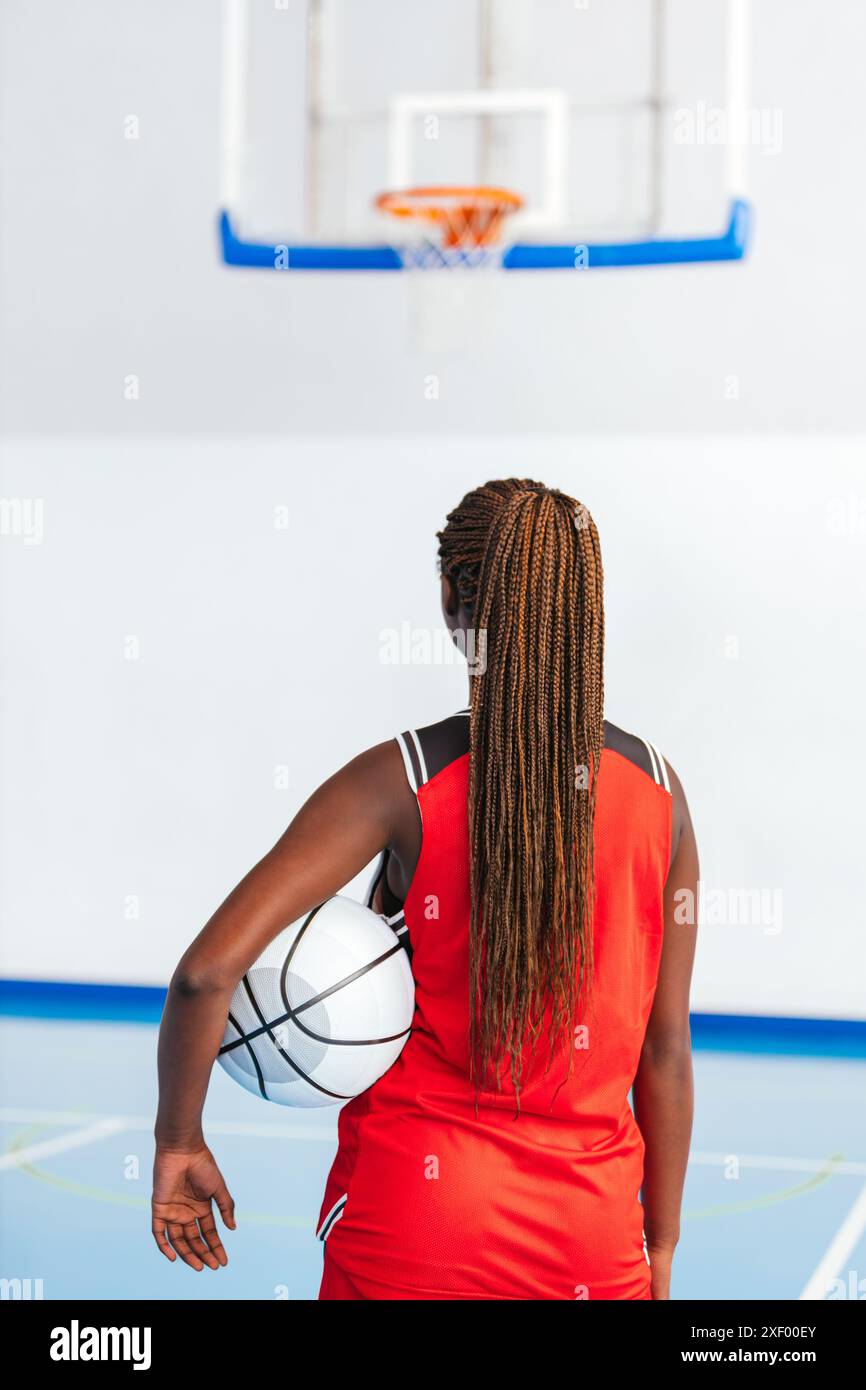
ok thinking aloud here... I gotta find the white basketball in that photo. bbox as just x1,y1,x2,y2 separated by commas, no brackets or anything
216,896,415,1108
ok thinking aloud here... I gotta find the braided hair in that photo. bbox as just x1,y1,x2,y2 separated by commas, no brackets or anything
437,479,605,1101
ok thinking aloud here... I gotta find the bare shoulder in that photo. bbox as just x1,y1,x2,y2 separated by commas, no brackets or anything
321,738,413,822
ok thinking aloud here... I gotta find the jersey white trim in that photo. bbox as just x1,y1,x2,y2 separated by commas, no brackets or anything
395,731,419,790
365,850,386,909
638,737,671,793
408,728,428,785
648,742,671,793
639,736,661,785
317,1193,347,1241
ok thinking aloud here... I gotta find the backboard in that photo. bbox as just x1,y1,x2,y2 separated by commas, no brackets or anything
219,0,751,271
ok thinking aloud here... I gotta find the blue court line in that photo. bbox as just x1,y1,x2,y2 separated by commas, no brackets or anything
0,979,167,1024
689,1013,866,1058
1,978,864,1057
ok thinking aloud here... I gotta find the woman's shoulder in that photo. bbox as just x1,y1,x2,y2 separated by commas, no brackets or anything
395,709,470,791
604,720,692,872
603,719,671,791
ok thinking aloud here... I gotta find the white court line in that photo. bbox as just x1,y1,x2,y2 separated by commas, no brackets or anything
691,1151,866,1178
1,1112,863,1170
799,1181,866,1300
0,1108,334,1143
0,1108,115,1128
0,1117,127,1171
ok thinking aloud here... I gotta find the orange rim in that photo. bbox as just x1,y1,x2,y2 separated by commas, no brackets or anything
375,185,524,249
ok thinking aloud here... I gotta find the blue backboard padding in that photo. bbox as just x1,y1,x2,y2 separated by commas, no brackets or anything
220,199,750,271
2,978,863,1057
220,214,403,270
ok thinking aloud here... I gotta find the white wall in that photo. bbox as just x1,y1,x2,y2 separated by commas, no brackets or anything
1,437,864,1018
0,0,865,433
1,3,864,1016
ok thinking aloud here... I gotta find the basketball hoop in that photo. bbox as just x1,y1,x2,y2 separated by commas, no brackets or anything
375,185,524,269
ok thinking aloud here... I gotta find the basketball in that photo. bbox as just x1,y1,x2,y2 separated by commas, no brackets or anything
216,897,415,1108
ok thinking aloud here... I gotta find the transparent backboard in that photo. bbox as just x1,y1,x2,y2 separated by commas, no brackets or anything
220,0,750,266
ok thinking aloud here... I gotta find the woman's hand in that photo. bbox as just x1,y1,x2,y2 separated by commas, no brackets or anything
151,1143,236,1271
647,1242,675,1300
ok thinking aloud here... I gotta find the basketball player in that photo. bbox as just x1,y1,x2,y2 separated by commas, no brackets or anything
152,479,698,1300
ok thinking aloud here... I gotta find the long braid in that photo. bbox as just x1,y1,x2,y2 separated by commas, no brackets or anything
437,480,605,1100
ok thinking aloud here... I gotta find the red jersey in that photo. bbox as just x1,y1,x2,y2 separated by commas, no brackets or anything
317,710,672,1300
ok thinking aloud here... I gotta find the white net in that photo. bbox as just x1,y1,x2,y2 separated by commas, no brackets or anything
376,187,520,350
397,240,501,271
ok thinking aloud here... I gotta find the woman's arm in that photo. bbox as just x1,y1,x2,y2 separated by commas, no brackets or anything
152,738,413,1271
631,763,699,1300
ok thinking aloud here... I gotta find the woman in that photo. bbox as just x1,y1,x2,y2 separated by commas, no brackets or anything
152,478,698,1300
